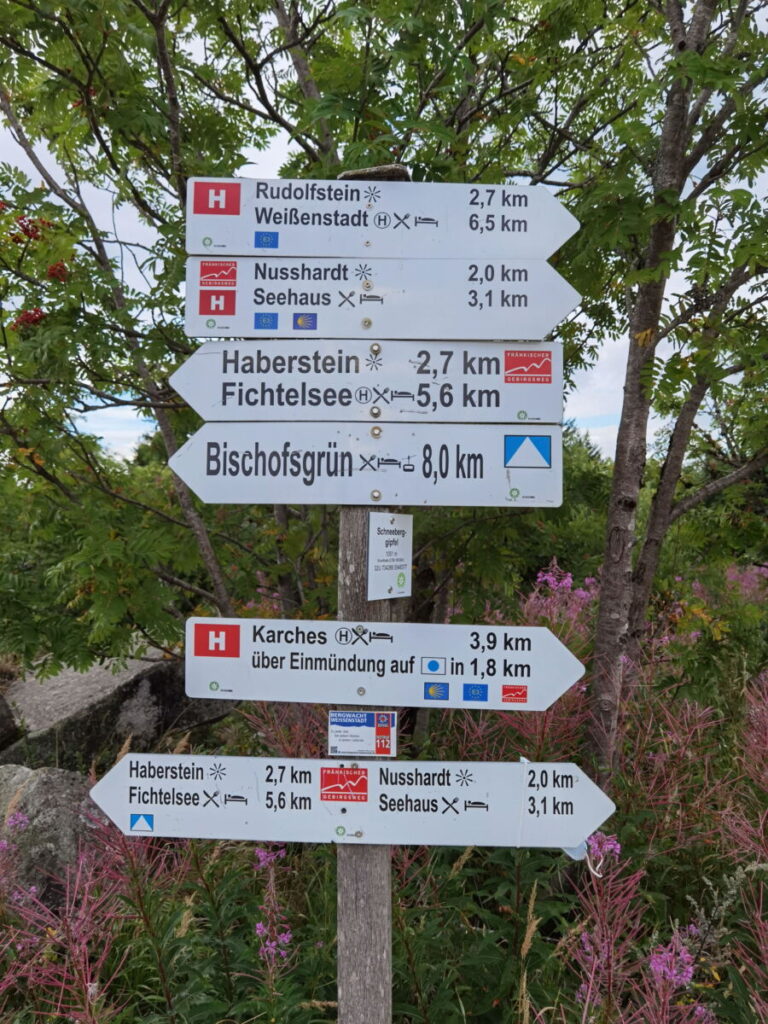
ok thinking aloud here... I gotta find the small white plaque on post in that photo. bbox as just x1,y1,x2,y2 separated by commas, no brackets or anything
367,512,413,601
328,711,397,757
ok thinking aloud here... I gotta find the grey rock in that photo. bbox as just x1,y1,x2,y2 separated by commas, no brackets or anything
0,657,234,770
0,764,98,905
0,692,20,747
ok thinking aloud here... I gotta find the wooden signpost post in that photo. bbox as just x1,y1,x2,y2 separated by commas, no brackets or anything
334,160,409,1024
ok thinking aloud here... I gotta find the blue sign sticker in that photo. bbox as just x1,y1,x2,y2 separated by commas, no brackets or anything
254,312,279,330
330,711,375,726
424,682,449,700
130,813,154,832
463,684,489,702
254,231,279,248
421,656,447,675
293,312,318,330
504,434,552,469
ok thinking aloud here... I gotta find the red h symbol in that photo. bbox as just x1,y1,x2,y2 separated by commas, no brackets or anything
193,623,240,658
192,181,241,216
199,290,236,316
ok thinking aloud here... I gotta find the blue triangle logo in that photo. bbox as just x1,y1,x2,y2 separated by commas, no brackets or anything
130,813,154,832
504,435,552,468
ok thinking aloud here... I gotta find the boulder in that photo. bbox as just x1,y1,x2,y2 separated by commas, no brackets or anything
0,656,233,770
0,692,20,748
0,764,96,905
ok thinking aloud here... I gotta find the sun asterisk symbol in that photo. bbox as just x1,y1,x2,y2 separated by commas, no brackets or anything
456,769,474,787
210,763,227,781
364,186,381,203
354,263,373,280
365,353,383,370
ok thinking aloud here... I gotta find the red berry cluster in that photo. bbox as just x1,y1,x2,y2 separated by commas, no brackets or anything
8,215,54,244
11,308,46,330
46,261,69,282
14,215,42,240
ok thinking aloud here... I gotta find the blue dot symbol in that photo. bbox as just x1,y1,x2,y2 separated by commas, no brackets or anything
427,659,440,672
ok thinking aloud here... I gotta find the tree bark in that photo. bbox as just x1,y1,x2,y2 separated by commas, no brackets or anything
589,12,705,779
624,376,709,666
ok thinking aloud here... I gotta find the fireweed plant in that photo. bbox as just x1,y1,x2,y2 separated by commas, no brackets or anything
0,563,765,1021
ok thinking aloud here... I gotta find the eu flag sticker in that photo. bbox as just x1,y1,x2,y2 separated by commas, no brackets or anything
504,434,552,469
463,684,488,702
254,231,279,248
424,682,449,700
421,656,447,675
293,312,318,330
130,813,154,832
254,312,278,330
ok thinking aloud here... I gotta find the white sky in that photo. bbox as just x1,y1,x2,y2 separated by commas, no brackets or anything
2,126,631,461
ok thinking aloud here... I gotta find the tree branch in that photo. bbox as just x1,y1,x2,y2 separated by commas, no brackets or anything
670,448,768,522
147,2,186,204
217,15,322,163
271,0,339,164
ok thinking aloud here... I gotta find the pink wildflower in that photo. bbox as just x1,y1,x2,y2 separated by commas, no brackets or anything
648,936,695,988
587,832,621,868
254,844,286,870
691,1006,717,1023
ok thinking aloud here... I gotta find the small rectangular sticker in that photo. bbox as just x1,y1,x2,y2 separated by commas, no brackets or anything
328,711,397,757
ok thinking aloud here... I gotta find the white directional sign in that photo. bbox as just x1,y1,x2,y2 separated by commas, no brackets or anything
170,339,563,424
186,177,579,260
90,753,615,848
184,617,584,710
184,257,579,341
169,422,562,507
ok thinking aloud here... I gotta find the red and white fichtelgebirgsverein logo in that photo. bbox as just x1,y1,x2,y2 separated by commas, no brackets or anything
193,623,240,658
200,261,237,287
192,181,241,216
504,350,553,384
501,684,529,704
198,289,236,316
320,767,369,802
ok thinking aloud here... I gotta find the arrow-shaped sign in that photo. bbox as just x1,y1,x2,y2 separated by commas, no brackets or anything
186,177,579,260
90,754,615,849
169,422,563,508
170,339,564,425
184,256,579,341
184,617,583,709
